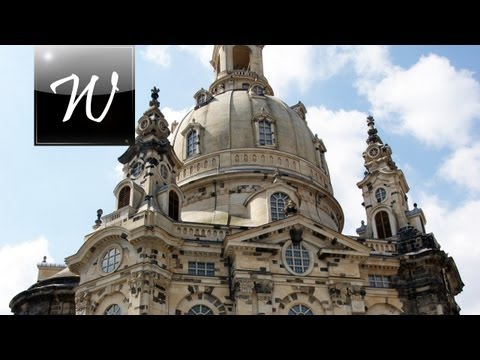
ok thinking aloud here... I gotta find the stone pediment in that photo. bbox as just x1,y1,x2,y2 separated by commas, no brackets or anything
224,214,370,257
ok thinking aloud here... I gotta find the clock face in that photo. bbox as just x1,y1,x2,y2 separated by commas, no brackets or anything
368,147,380,158
131,161,144,178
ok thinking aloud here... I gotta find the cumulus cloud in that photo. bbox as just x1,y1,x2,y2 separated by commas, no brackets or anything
368,54,480,148
419,193,480,314
307,106,368,235
438,144,480,194
140,45,172,68
0,236,52,315
141,45,212,68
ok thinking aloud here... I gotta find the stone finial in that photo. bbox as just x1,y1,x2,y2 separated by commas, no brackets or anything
93,209,103,230
366,115,383,145
150,86,160,108
42,256,47,263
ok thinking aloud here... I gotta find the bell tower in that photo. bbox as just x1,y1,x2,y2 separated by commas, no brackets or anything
208,45,273,96
356,116,426,239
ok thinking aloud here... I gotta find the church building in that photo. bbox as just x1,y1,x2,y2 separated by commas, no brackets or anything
11,45,463,315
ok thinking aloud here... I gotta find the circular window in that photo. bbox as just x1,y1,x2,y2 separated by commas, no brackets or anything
375,188,387,202
101,246,122,273
289,304,313,315
104,304,121,315
187,304,213,315
283,241,313,275
160,164,168,179
131,161,144,178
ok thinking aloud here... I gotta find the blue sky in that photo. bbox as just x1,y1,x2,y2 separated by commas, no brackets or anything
0,45,479,314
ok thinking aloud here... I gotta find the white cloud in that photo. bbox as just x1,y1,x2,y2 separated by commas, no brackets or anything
307,106,368,235
162,106,190,143
177,45,213,68
438,144,480,194
141,45,213,69
419,193,480,314
0,236,52,315
140,45,172,68
368,54,480,148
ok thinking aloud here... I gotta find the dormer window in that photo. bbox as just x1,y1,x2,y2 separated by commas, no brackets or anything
187,130,197,158
250,84,265,96
197,93,206,106
193,88,212,109
258,119,273,146
253,112,276,148
181,120,203,160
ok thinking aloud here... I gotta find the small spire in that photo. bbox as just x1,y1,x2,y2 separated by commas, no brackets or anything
366,115,383,145
150,86,160,108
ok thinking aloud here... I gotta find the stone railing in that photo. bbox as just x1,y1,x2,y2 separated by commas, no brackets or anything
175,224,230,242
365,239,397,254
101,206,137,226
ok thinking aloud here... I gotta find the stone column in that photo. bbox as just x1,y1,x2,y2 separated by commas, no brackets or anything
254,280,273,315
233,278,255,315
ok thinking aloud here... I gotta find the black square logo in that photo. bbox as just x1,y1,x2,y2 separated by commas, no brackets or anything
35,46,135,145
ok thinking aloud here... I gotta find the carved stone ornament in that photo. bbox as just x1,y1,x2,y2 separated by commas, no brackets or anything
75,291,91,314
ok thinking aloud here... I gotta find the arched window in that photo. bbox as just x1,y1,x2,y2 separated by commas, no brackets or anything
270,192,289,221
375,211,392,239
187,130,197,158
169,191,180,221
187,304,213,315
118,186,130,209
258,119,273,146
104,304,121,315
289,304,313,315
232,45,251,70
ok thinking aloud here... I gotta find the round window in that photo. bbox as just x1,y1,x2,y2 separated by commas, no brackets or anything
131,161,144,178
101,246,122,274
375,187,387,202
282,241,313,275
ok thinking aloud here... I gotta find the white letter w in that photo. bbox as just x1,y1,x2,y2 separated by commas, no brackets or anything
50,71,119,123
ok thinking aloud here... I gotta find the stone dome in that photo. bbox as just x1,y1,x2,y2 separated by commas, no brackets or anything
173,91,318,166
169,45,343,231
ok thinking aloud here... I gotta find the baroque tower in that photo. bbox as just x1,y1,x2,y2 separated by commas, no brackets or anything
12,45,463,315
356,116,463,314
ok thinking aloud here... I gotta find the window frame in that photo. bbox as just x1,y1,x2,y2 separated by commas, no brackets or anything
270,192,290,221
374,210,392,239
289,304,313,315
253,116,276,148
375,187,387,203
104,304,121,315
188,261,215,277
187,304,214,315
168,191,180,221
368,274,392,288
118,186,131,209
100,245,122,274
282,240,314,276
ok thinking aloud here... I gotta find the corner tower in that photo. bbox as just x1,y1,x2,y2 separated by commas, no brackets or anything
356,116,425,239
